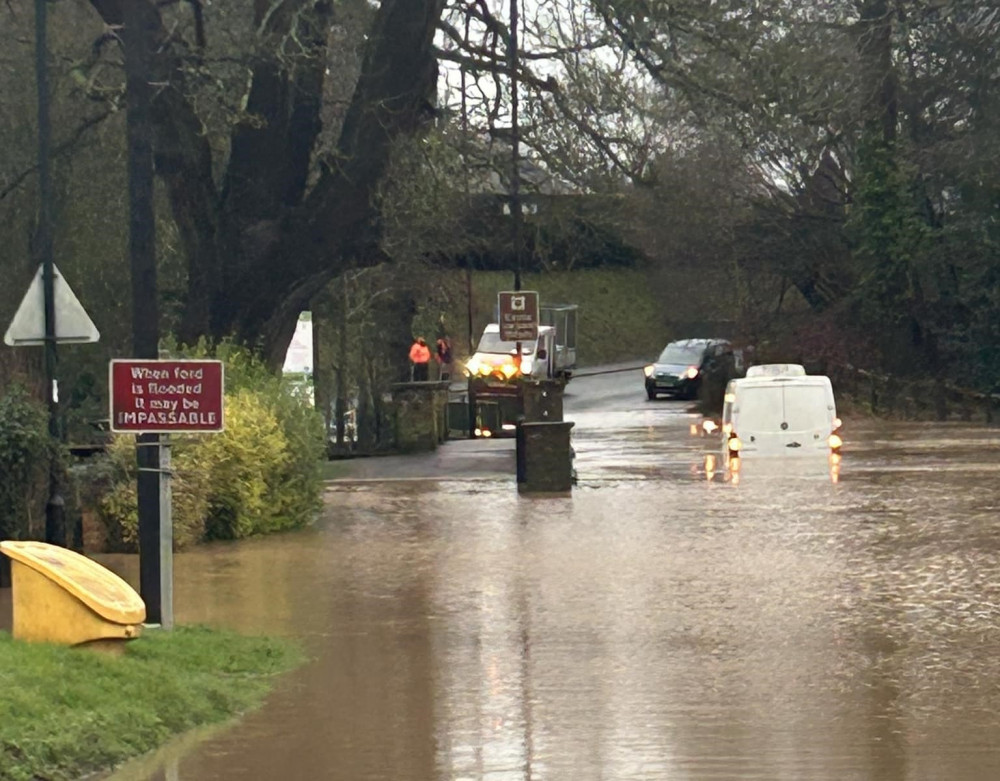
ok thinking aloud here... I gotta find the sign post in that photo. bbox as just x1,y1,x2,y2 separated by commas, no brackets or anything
3,265,101,557
110,359,224,629
499,291,537,487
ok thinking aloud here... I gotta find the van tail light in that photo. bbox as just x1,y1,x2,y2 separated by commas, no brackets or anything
828,433,843,451
728,435,742,453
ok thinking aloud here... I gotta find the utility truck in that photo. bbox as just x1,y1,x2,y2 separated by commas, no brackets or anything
462,303,578,437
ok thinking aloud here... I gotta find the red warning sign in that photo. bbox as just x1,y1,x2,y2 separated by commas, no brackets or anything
110,359,224,433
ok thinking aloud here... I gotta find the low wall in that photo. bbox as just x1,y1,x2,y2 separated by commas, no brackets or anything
830,367,1000,424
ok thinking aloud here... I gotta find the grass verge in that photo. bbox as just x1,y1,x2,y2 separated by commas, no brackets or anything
0,625,304,781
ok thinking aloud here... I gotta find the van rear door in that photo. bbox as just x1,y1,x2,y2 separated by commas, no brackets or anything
734,381,833,454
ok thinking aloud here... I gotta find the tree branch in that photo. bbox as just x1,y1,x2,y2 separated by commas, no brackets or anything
0,111,113,203
235,0,446,355
221,0,332,220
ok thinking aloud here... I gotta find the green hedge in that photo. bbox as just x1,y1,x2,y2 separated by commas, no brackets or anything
0,386,57,542
99,342,326,548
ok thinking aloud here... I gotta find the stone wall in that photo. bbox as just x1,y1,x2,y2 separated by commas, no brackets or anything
390,382,451,453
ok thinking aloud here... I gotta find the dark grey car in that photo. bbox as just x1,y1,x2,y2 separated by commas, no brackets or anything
643,338,737,400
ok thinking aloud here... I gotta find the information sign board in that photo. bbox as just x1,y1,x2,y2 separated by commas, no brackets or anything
498,290,539,341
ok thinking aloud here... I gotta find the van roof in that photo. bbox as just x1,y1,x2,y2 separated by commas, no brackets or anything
745,363,805,378
484,323,555,335
728,374,832,390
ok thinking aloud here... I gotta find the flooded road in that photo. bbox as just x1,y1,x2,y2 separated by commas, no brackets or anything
32,368,1000,779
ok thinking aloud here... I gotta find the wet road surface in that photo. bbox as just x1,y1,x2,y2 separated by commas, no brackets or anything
8,366,1000,780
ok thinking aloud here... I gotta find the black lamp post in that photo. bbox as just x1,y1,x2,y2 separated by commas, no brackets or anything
34,0,65,548
509,0,521,293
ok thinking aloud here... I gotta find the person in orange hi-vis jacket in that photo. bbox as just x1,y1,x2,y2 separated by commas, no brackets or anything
409,336,431,381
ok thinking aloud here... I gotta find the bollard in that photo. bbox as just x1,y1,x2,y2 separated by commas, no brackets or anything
521,379,565,422
517,421,575,493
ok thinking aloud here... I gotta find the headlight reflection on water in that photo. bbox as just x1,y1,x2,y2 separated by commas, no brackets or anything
701,452,842,485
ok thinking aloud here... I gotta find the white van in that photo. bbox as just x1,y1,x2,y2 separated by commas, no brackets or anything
720,364,842,461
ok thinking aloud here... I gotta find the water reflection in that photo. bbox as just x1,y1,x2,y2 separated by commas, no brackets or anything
698,450,844,486
33,412,1000,781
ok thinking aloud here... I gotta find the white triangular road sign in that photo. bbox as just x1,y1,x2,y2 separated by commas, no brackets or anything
4,264,100,346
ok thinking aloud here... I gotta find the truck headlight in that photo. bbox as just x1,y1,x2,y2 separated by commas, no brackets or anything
643,364,655,377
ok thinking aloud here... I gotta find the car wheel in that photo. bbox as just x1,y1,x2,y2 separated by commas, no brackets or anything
646,388,657,401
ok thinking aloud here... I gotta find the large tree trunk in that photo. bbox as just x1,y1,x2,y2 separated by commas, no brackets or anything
91,0,445,367
856,0,898,144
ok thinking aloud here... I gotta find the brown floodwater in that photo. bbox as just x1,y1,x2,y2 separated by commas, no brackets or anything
9,372,1000,780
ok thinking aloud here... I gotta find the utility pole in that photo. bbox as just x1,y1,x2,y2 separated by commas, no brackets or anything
35,0,65,547
461,16,475,355
509,0,525,380
123,1,170,628
510,0,526,480
509,0,522,294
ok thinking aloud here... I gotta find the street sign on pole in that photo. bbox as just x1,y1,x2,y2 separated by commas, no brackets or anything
498,290,539,342
4,263,100,346
109,359,225,433
109,358,223,631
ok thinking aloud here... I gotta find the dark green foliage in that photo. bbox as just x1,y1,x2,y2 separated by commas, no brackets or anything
842,133,932,372
847,135,930,321
0,387,58,541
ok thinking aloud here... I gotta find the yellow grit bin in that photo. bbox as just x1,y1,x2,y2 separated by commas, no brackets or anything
0,540,146,646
